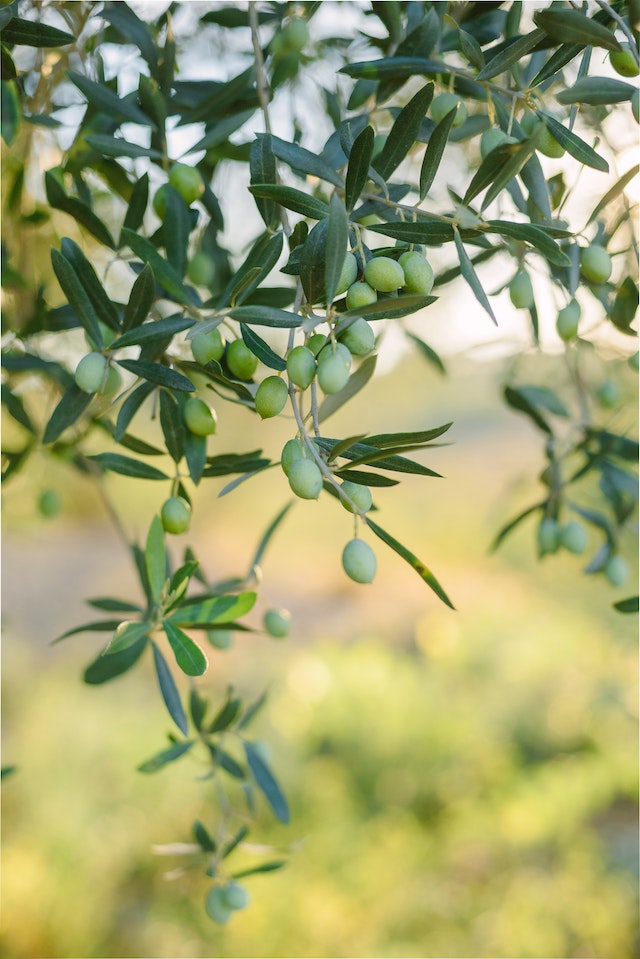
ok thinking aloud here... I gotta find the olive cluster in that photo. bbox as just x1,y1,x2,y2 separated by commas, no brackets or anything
537,516,629,586
205,881,250,924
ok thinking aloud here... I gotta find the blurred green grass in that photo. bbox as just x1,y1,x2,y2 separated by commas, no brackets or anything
2,354,638,958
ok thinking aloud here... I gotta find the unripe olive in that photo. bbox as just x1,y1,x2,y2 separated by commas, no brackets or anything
556,299,581,341
595,379,621,409
317,342,352,394
537,123,565,159
85,320,117,352
604,554,629,587
188,252,216,287
161,496,191,534
537,517,559,555
226,339,258,380
480,127,512,158
286,345,316,389
345,281,377,310
307,333,328,356
255,375,288,419
340,480,373,514
184,397,217,435
275,17,309,54
338,317,375,356
205,886,233,924
431,92,467,127
559,520,587,554
221,881,250,911
168,163,205,205
399,251,434,295
334,252,358,297
103,365,123,397
287,458,323,499
364,256,405,293
207,629,234,649
152,184,169,219
38,488,61,518
281,437,305,476
75,352,108,393
342,538,377,584
580,245,612,284
263,608,291,639
610,42,639,78
191,327,225,365
509,270,534,309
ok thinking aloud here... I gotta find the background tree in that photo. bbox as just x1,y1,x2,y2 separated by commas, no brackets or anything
2,0,637,932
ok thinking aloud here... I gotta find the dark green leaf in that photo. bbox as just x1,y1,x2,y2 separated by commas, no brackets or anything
609,277,639,334
152,642,189,734
613,596,639,614
117,358,195,392
158,389,185,463
362,423,452,448
503,385,551,434
369,219,456,244
490,502,544,551
52,619,123,644
267,134,343,187
338,292,437,323
477,29,547,80
42,385,92,444
115,381,155,441
324,194,349,306
121,228,198,306
193,819,216,852
122,264,156,332
374,83,433,180
0,17,75,47
1,384,33,432
556,76,635,105
163,185,191,277
249,133,279,229
84,134,163,159
208,744,245,779
537,111,608,173
241,324,286,371
88,452,169,480
366,517,455,608
87,597,143,613
1,80,20,146
588,166,639,225
208,696,242,734
232,861,287,879
250,503,293,571
334,469,399,487
453,227,496,325
228,305,302,329
67,70,153,126
248,184,329,221
168,592,256,628
530,42,584,88
145,514,167,602
223,233,284,309
345,124,375,213
188,109,255,154
104,620,151,654
316,436,441,477
45,173,115,249
405,332,446,374
83,635,147,684
138,740,194,774
420,107,456,200
101,2,158,75
300,218,328,306
113,312,192,349
534,9,621,52
122,173,149,235
184,431,207,485
60,238,120,331
164,621,208,677
463,139,535,208
243,741,290,823
484,220,570,267
339,56,442,81
51,248,103,347
517,385,569,418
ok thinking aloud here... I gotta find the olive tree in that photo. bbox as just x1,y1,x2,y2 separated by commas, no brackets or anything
2,0,637,923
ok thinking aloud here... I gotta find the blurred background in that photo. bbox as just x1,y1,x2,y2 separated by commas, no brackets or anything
2,347,638,958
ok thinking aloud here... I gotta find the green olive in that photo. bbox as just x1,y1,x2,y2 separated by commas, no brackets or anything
281,437,306,476
610,42,639,78
537,517,559,555
75,352,108,393
161,496,191,535
226,340,259,380
364,256,405,293
556,299,581,341
263,608,291,639
399,251,434,295
184,397,217,435
558,520,587,554
191,327,225,365
580,245,612,284
345,281,377,310
339,480,372,514
431,92,467,127
255,375,288,418
317,342,352,394
509,270,534,310
286,345,316,389
168,163,205,205
334,252,358,297
287,458,323,499
338,317,375,356
342,538,377,583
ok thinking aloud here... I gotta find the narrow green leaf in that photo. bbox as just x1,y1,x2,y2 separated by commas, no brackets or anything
84,134,163,159
556,76,635,105
52,619,123,644
503,386,552,434
2,384,34,432
115,381,155,441
241,324,286,371
345,124,375,213
420,107,456,200
163,621,208,676
517,386,569,418
613,596,639,613
249,133,279,229
463,139,535,208
324,194,349,306
243,741,290,823
588,166,639,225
122,264,156,332
116,358,195,392
1,80,20,146
208,696,242,734
67,70,154,126
453,227,497,325
363,423,452,448
184,431,207,485
88,452,169,480
121,228,198,306
45,174,116,247
228,305,302,329
339,56,442,81
0,17,75,47
51,248,103,347
405,332,446,374
163,185,191,277
530,42,585,88
299,218,328,306
368,219,456,244
537,111,608,173
477,29,547,81
83,635,147,684
208,744,245,779
122,173,149,235
337,292,436,323
366,517,454,608
152,642,189,734
60,238,120,331
534,8,622,52
232,861,287,879
168,591,257,628
267,134,344,187
158,389,185,463
248,184,330,221
105,620,151,654
250,503,293,571
101,2,158,74
335,469,399,487
138,740,194,774
490,502,544,552
318,354,377,424
221,233,284,309
374,83,434,180
145,514,167,602
316,436,441,477
87,597,143,613
484,220,570,267
42,385,92,444
113,312,192,349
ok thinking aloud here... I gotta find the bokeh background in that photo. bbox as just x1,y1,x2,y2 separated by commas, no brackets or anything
3,346,638,959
